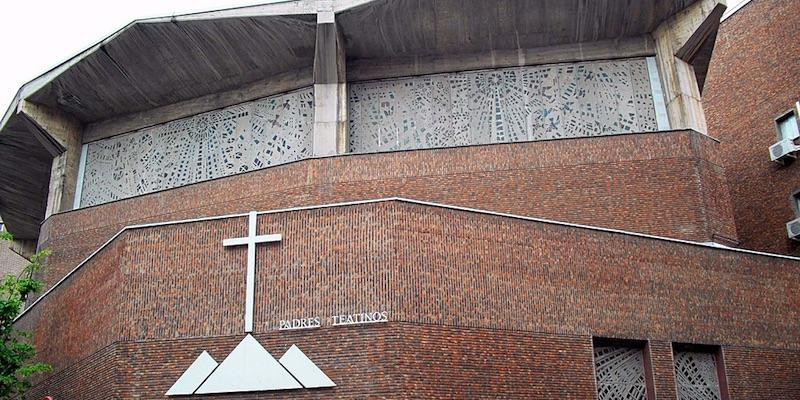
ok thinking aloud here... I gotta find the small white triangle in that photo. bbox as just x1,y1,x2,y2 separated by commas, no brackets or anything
279,345,336,388
165,351,218,396
195,335,302,394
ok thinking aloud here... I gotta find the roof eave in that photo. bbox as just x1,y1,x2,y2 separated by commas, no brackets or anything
0,0,339,134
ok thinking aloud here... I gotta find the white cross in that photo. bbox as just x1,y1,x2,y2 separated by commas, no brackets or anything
223,211,282,333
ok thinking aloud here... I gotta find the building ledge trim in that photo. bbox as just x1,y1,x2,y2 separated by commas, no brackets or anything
721,0,753,21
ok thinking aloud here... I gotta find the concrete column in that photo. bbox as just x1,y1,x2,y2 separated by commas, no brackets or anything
653,0,726,134
18,101,83,217
8,239,37,260
313,1,348,156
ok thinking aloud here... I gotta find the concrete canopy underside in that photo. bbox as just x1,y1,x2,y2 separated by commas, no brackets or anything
26,15,318,123
0,0,705,239
5,0,700,125
0,117,52,239
339,0,697,60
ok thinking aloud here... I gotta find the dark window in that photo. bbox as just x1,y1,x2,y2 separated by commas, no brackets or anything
793,192,800,216
777,110,800,141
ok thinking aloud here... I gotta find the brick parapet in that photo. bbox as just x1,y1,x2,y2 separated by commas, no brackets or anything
18,201,797,379
38,130,737,292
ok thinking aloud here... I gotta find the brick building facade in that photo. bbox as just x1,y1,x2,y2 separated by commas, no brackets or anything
0,219,27,277
0,0,797,399
18,200,800,399
705,0,800,256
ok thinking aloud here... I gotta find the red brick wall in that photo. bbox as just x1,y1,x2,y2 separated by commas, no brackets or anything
704,0,800,255
18,200,798,398
26,344,119,400
0,243,27,277
648,341,679,399
26,328,800,399
724,346,800,399
38,130,737,292
27,325,597,400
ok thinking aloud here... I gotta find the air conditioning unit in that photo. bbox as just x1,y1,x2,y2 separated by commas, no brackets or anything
787,218,800,241
769,138,799,164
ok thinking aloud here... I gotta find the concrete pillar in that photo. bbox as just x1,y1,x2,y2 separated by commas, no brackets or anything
653,0,726,134
313,1,348,156
8,239,37,260
18,101,83,217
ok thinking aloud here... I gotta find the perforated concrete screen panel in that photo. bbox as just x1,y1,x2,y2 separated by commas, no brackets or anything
594,345,649,400
348,58,661,153
674,352,723,400
79,88,314,206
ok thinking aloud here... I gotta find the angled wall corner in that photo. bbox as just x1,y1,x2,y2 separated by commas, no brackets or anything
18,100,84,218
653,0,728,135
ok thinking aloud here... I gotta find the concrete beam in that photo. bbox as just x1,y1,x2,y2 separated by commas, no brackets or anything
18,101,83,217
653,0,727,134
83,68,313,143
9,239,36,260
348,36,656,82
313,2,348,156
675,4,726,63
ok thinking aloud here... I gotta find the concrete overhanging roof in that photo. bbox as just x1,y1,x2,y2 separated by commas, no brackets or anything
0,0,706,132
0,0,378,132
0,1,326,239
0,0,713,240
0,3,288,132
338,0,700,61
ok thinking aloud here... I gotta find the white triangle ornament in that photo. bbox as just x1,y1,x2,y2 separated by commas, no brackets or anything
195,334,302,394
165,351,218,396
279,345,336,388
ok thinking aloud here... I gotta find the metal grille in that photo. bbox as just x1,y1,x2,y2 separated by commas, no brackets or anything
348,58,658,153
594,345,648,400
675,351,722,400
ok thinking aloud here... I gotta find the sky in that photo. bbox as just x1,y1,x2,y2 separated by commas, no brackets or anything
0,0,750,111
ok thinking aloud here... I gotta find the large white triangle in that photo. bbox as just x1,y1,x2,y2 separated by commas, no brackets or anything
279,345,336,388
165,351,218,396
195,335,302,394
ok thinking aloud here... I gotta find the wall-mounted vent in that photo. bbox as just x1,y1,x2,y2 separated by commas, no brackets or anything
787,218,800,241
769,138,798,164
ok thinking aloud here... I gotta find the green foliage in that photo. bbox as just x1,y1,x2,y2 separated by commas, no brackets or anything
0,233,51,399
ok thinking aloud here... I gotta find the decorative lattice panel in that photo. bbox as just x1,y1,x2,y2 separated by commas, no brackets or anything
594,346,648,400
80,88,314,207
348,58,658,153
675,351,722,400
